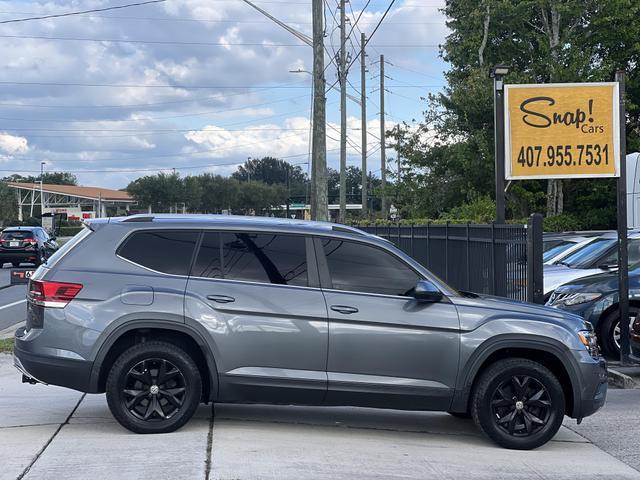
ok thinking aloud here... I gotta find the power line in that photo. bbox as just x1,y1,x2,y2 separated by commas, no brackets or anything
0,0,166,24
0,80,313,89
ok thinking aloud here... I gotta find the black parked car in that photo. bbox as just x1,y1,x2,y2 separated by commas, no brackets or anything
547,263,640,357
0,227,58,267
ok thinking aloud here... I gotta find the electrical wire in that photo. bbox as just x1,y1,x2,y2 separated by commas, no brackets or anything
0,0,166,24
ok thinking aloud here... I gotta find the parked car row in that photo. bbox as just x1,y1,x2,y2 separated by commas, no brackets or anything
0,226,58,267
542,230,640,358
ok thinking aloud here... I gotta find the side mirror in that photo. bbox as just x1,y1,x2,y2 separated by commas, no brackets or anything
412,279,444,303
49,236,56,241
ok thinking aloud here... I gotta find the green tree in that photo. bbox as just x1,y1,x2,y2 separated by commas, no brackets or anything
4,172,78,185
396,0,640,227
232,156,308,198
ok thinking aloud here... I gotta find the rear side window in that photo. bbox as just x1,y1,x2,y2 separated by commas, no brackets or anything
1,230,33,240
321,238,420,296
45,227,91,267
118,230,199,275
193,231,308,286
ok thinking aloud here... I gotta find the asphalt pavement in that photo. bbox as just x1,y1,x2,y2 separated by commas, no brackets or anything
0,354,638,480
0,266,27,333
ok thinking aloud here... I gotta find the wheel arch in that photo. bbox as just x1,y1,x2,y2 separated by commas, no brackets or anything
451,336,581,418
89,320,219,401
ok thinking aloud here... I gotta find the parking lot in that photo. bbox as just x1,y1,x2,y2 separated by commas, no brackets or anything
0,352,638,480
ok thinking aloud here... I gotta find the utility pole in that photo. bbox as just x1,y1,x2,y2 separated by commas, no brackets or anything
379,54,387,218
360,32,367,216
396,124,401,202
338,0,347,223
311,0,328,221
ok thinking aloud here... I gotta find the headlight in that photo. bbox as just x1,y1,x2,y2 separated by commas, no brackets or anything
578,330,600,357
562,292,602,306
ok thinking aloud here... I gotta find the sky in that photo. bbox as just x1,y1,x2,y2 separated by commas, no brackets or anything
0,0,449,189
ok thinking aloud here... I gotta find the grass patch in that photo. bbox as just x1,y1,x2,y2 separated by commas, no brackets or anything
0,338,14,353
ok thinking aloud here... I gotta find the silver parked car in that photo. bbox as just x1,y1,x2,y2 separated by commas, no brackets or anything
14,215,607,450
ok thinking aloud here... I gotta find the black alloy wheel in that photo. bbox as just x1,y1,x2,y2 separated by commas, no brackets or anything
471,358,564,450
490,375,551,437
106,341,202,434
123,358,187,421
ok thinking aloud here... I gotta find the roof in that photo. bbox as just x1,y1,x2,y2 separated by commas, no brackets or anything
90,214,375,238
1,226,41,231
6,182,134,202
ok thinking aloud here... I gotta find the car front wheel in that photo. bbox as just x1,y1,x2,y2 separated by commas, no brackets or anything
106,341,202,434
471,358,565,450
600,307,638,358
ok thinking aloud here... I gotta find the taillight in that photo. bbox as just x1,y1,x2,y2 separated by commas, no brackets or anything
28,280,83,308
24,239,37,245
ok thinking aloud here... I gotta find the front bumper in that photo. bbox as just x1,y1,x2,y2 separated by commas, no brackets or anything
14,326,94,392
574,353,608,419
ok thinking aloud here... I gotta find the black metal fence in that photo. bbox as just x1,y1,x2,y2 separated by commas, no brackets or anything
359,214,544,303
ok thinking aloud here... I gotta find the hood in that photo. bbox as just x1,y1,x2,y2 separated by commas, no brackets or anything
453,292,588,332
544,266,604,294
554,268,640,295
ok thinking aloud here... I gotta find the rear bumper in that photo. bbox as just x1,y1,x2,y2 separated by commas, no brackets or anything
0,250,38,261
14,327,94,392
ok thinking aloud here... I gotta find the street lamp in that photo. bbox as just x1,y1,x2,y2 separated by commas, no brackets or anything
40,161,46,219
489,64,511,223
290,69,361,105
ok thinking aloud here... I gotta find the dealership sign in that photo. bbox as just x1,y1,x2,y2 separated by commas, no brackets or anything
505,82,620,179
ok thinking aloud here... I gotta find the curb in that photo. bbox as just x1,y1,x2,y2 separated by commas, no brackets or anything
0,322,23,340
608,368,638,389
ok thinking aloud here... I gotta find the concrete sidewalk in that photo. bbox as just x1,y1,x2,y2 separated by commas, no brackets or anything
0,354,638,480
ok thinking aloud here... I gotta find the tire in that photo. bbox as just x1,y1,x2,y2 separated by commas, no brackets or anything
106,341,202,434
600,307,638,359
470,358,565,450
447,411,472,419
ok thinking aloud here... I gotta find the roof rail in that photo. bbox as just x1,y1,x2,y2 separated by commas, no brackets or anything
332,225,364,235
122,216,155,223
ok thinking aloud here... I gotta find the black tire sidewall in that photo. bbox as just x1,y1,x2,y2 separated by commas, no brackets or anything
601,307,638,358
106,342,202,434
472,359,565,450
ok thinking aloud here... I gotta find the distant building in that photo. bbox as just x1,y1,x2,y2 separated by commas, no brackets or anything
7,182,136,221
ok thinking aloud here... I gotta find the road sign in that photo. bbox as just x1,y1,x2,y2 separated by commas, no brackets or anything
505,82,620,180
10,269,35,285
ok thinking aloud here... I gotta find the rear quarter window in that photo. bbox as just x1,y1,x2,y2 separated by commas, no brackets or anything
45,227,92,267
117,230,199,275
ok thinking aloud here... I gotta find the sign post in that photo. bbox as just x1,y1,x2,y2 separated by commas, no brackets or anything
502,79,630,362
616,70,630,364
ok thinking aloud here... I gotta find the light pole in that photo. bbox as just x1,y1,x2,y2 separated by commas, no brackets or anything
490,64,511,224
40,161,45,220
246,156,252,183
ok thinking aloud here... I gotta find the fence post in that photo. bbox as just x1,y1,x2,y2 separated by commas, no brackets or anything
410,224,415,258
445,222,449,282
491,223,496,296
527,213,544,304
426,222,431,269
397,222,401,246
466,223,471,291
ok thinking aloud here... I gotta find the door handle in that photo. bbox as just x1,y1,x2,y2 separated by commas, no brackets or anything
330,305,359,314
207,294,236,304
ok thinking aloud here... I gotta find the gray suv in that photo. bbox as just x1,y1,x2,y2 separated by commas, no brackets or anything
14,215,607,450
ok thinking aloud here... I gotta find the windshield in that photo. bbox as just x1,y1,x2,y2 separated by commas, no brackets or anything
557,238,615,268
543,240,575,262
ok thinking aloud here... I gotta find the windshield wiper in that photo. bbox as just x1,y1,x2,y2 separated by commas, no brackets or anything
555,261,573,268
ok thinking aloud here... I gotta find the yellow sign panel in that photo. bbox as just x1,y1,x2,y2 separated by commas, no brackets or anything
505,82,620,179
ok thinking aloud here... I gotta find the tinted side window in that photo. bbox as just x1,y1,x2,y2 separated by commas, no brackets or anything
321,238,420,296
192,232,222,278
118,230,199,275
220,232,307,286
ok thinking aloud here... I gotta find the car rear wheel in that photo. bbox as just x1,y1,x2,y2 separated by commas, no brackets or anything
471,358,565,450
106,341,202,434
600,307,638,358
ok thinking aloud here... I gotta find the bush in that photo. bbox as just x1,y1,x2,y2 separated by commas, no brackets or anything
543,214,582,232
58,226,84,237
